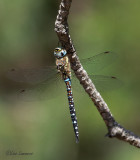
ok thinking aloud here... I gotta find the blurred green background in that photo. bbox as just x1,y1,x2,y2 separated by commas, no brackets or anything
0,0,140,159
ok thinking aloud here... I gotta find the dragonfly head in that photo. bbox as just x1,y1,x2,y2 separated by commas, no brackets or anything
54,47,67,59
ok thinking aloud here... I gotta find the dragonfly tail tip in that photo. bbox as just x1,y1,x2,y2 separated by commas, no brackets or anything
76,137,79,144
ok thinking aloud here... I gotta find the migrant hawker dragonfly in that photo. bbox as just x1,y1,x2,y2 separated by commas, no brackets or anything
7,48,121,143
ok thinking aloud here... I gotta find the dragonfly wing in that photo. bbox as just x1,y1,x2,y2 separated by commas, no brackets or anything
6,66,57,84
80,51,117,73
90,75,122,92
71,74,122,93
15,74,65,101
6,65,67,101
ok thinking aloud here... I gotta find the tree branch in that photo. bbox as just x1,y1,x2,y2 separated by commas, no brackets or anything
54,0,140,148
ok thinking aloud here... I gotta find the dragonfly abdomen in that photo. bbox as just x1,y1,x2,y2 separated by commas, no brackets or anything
64,77,79,143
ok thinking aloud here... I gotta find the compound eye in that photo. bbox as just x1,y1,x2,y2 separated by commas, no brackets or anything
61,52,64,57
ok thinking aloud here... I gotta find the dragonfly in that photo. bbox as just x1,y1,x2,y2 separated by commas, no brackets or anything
7,47,121,143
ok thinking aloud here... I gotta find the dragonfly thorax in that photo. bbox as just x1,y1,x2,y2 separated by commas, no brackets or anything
54,47,71,78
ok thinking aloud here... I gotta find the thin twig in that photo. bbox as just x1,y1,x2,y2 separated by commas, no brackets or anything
54,0,140,148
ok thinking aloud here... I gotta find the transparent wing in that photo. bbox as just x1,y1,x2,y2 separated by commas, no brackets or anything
17,79,65,101
6,51,116,85
90,75,122,92
6,66,57,84
80,51,117,73
6,51,118,101
14,74,66,101
71,74,122,93
6,65,69,101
